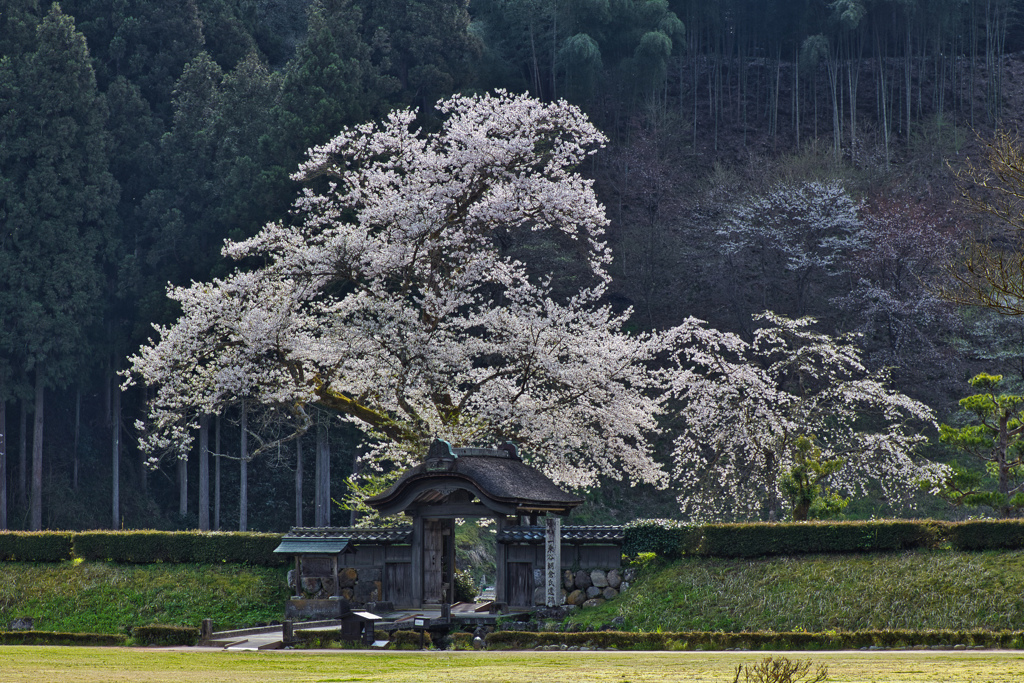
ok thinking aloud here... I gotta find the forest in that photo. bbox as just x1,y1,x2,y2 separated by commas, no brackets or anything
3,0,1024,532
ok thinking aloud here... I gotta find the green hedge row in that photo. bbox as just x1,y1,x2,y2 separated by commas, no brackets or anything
0,532,73,562
485,629,1024,651
0,631,128,646
132,624,201,646
0,531,285,565
7,520,1024,565
73,531,286,565
623,519,1024,559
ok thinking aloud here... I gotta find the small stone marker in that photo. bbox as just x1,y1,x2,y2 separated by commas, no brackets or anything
10,617,33,631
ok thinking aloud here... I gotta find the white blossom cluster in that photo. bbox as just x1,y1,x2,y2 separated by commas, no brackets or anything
669,311,945,521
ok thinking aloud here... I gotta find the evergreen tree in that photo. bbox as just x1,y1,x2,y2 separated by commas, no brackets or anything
0,4,118,528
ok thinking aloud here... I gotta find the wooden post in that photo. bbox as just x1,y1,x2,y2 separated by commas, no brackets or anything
411,514,423,607
495,515,507,605
544,515,561,607
293,556,302,599
332,554,340,598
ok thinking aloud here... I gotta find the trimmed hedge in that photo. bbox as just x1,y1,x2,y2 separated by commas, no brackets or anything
0,532,74,562
4,520,1024,566
132,624,201,646
946,520,1024,550
72,531,285,565
624,520,956,559
0,630,127,646
485,629,1024,651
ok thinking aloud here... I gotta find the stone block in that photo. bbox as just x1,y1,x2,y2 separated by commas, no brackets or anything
602,587,618,600
582,598,606,609
590,569,608,588
10,617,33,631
606,569,622,589
567,589,586,606
533,587,546,606
353,580,379,603
623,568,637,582
338,567,358,588
285,599,348,620
301,577,322,595
563,569,575,590
585,586,602,599
574,570,592,590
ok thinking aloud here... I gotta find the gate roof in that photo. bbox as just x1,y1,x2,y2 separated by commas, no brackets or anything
365,439,583,517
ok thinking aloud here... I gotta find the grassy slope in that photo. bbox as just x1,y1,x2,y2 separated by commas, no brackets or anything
568,551,1024,633
0,561,289,633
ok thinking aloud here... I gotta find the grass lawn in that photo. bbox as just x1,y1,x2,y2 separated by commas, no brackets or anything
0,647,1022,683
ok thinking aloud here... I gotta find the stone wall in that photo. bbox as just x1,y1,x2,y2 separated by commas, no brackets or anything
288,566,383,605
558,567,636,609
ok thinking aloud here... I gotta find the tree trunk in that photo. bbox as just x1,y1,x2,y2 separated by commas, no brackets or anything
30,370,43,530
178,455,188,521
315,418,330,527
112,381,120,529
295,437,303,528
0,384,7,530
198,413,209,531
239,400,248,532
765,448,779,523
18,401,27,507
214,414,221,531
73,387,80,491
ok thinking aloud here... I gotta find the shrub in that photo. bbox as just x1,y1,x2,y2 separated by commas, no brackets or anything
72,531,285,565
132,624,201,646
947,520,1024,550
448,632,475,650
0,631,127,646
622,520,701,559
622,520,947,560
732,657,829,683
454,568,478,603
483,629,1024,651
698,521,945,558
390,629,432,649
0,532,74,562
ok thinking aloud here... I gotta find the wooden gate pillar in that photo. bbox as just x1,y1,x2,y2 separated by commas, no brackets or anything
544,516,561,607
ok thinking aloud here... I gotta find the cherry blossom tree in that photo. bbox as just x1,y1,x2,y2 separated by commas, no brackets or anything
127,90,682,488
669,311,943,522
128,91,943,513
717,180,863,317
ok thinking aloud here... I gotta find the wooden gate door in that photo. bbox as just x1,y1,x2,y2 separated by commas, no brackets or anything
384,562,412,606
423,520,445,604
506,562,534,607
